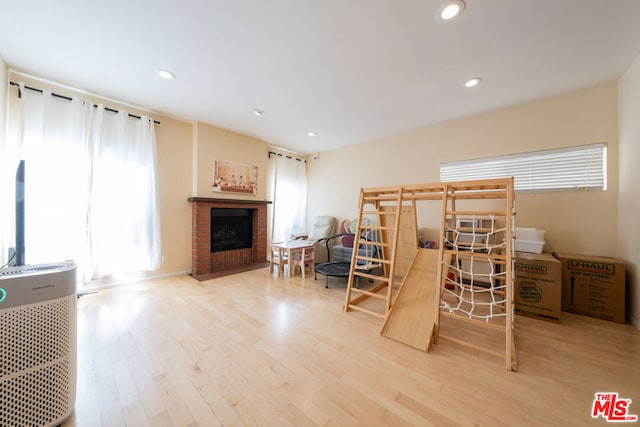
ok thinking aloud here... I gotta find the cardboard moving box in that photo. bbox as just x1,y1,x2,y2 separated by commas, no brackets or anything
554,252,626,323
514,252,561,322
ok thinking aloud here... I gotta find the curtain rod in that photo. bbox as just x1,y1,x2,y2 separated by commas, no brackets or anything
268,151,306,162
9,81,160,125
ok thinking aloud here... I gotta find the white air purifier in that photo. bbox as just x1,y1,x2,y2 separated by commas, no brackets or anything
0,262,77,427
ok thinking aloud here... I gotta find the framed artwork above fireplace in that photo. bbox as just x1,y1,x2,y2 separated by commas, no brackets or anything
213,160,258,195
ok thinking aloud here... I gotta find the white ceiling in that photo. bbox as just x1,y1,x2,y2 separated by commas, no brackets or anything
1,0,640,155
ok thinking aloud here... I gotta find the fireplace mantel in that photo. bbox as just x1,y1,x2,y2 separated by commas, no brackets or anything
188,197,272,205
189,197,272,280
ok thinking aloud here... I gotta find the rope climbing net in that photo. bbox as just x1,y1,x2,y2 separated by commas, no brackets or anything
441,214,510,321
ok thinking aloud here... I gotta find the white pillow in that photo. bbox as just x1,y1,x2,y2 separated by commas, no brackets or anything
307,217,334,240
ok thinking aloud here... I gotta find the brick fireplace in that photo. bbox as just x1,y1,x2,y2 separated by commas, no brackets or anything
188,197,271,280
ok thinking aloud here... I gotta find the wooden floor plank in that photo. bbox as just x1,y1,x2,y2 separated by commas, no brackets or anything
56,269,640,426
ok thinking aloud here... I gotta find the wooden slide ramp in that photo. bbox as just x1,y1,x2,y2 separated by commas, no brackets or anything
380,248,440,351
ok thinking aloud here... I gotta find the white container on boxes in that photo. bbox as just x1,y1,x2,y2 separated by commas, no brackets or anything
514,227,545,253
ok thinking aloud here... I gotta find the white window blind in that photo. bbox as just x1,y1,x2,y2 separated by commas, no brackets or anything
440,143,607,191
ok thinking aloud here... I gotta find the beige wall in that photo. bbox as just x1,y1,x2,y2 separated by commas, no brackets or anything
619,53,640,328
193,122,269,200
308,82,619,255
154,116,193,276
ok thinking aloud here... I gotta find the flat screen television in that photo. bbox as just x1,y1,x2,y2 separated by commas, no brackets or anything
15,160,25,266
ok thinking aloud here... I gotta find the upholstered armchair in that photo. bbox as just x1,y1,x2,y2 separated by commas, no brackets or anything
292,216,336,263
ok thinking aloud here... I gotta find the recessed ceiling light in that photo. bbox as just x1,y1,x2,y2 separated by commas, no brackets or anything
437,0,465,21
158,69,176,80
464,77,482,88
254,109,265,116
307,132,316,137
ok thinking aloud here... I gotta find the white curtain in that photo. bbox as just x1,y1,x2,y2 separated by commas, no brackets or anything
3,82,160,283
85,104,161,279
270,154,307,243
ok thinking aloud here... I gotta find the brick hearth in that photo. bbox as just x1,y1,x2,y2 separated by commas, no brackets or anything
188,197,271,280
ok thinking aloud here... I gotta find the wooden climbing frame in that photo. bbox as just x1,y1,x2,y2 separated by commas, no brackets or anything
343,178,517,371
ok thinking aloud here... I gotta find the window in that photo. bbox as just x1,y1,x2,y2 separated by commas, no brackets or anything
440,143,607,191
3,82,160,283
267,151,307,243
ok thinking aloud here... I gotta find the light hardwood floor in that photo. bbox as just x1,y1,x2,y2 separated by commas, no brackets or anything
62,268,640,426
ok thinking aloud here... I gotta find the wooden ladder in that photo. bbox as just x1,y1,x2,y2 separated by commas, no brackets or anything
343,186,404,319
